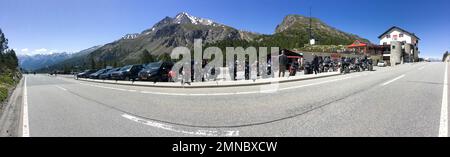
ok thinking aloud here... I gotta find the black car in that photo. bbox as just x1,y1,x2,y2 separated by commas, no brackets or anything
111,64,144,81
77,69,97,78
99,67,120,80
138,61,174,82
89,68,111,79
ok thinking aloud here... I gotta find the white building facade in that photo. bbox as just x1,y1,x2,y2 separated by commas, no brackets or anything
378,26,420,65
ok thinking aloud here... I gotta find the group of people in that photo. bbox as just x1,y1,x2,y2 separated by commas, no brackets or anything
178,51,371,83
279,52,346,77
278,51,331,77
278,50,301,77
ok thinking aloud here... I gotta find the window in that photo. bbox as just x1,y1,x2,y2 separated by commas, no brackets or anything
392,45,396,49
399,34,404,38
383,42,387,45
386,35,391,38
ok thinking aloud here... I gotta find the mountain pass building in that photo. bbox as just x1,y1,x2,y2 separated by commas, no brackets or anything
378,26,420,65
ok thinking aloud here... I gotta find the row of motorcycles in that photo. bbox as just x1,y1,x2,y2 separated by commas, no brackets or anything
303,56,374,75
303,57,340,75
339,57,374,74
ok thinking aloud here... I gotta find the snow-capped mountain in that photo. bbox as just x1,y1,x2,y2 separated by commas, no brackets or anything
18,52,72,71
140,12,227,36
19,45,102,71
83,12,258,64
173,12,220,26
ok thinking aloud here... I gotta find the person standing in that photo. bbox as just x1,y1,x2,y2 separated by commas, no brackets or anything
300,57,304,71
312,55,319,75
279,50,288,78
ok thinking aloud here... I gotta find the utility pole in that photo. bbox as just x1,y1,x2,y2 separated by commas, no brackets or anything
309,7,315,45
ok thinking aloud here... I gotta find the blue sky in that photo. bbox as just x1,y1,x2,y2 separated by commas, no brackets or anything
0,0,449,58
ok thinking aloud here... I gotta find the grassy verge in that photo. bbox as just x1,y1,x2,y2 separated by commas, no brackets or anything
0,86,7,102
0,70,20,102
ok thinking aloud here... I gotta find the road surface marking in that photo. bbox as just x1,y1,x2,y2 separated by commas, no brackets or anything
79,74,366,96
140,91,153,94
381,75,405,86
418,66,426,70
121,114,239,137
80,83,130,92
22,77,30,137
439,62,448,137
170,93,189,96
280,75,357,91
235,91,259,95
55,85,67,91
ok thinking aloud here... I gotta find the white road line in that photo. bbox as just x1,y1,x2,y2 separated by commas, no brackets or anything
418,66,426,70
280,75,356,91
22,77,30,137
170,93,189,96
381,75,405,86
439,62,448,137
121,114,239,137
55,85,67,91
79,73,369,96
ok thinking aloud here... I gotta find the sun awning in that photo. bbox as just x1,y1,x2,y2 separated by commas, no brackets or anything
347,40,368,48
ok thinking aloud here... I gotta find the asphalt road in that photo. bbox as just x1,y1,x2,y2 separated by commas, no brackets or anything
21,62,448,137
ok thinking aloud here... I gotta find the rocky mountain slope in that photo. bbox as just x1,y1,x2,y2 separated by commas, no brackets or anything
273,14,370,45
46,13,370,71
87,12,258,65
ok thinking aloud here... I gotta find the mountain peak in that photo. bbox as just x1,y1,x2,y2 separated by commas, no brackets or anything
141,12,222,35
175,12,190,17
173,12,218,26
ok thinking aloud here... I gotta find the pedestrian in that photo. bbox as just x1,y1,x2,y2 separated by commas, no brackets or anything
318,56,324,73
245,59,250,80
279,50,288,78
312,55,319,75
234,60,238,80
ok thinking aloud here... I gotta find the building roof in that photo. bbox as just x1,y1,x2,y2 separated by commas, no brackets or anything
348,40,368,48
280,49,303,57
378,26,420,40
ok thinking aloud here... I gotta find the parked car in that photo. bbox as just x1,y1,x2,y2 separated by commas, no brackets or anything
377,61,387,67
138,61,174,82
99,68,120,80
111,64,144,81
77,69,97,78
89,68,111,79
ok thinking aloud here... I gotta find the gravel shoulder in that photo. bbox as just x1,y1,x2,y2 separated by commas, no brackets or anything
0,78,24,137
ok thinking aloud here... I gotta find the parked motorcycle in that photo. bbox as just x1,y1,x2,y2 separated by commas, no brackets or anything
304,62,313,75
340,58,351,74
360,57,373,71
353,58,362,72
